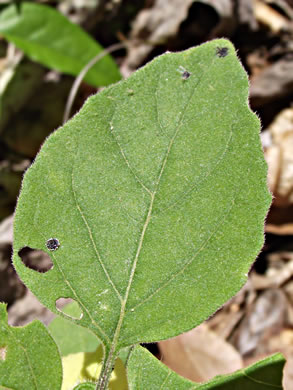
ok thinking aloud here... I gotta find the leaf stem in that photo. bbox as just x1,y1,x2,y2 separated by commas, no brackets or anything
63,41,126,124
96,348,117,390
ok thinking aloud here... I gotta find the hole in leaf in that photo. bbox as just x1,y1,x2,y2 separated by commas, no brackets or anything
0,346,7,361
215,47,229,58
55,298,83,320
0,245,26,305
18,247,53,273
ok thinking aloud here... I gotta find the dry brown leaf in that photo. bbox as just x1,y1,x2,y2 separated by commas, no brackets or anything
122,0,236,74
265,329,293,390
8,289,54,327
284,350,293,390
122,0,194,72
159,324,243,383
236,289,287,355
253,0,291,33
250,60,293,107
208,309,244,340
0,214,13,246
267,108,293,206
250,255,293,289
266,205,293,234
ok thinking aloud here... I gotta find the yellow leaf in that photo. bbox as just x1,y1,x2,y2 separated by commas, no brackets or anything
61,346,128,390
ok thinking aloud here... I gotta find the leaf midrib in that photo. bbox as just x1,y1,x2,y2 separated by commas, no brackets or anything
129,194,236,313
108,54,218,355
127,122,235,311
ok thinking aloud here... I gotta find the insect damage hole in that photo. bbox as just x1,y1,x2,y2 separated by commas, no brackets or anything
18,247,53,272
216,47,229,58
0,346,7,361
55,297,83,320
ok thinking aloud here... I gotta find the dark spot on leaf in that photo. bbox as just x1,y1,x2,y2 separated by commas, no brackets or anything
182,71,191,80
0,346,7,361
18,247,53,273
55,297,83,320
177,65,191,80
46,238,60,251
216,47,229,58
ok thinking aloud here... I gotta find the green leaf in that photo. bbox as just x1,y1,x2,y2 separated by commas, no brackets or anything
127,346,285,390
0,3,121,87
13,38,270,374
128,346,195,389
73,384,95,390
48,301,131,366
0,303,62,390
48,302,100,357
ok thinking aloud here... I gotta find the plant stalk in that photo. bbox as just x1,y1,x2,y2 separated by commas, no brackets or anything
63,41,126,124
96,348,117,390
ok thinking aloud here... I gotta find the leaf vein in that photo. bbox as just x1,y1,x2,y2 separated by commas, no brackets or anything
129,196,236,311
160,371,171,389
50,250,111,345
153,124,233,216
109,120,153,195
32,196,111,345
154,82,166,137
98,54,218,367
242,371,282,388
71,157,123,303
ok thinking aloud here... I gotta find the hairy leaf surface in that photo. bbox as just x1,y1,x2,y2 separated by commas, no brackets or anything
0,303,62,390
13,39,271,356
127,346,285,390
0,3,120,87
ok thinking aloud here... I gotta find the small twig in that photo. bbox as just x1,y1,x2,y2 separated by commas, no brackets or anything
63,42,126,124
